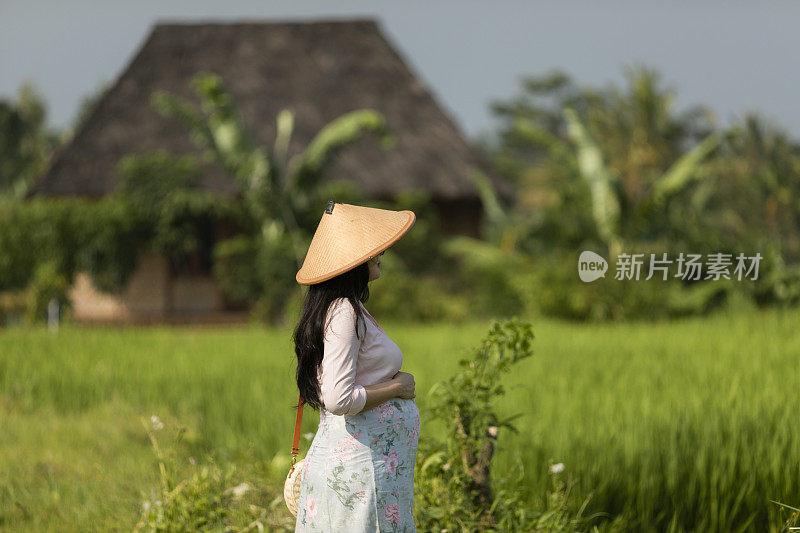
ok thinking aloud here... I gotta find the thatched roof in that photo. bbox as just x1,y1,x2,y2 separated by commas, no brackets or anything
27,18,511,201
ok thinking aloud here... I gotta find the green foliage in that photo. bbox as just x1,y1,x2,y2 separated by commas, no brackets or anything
415,318,604,531
523,250,730,322
0,74,397,326
211,230,300,325
527,471,610,532
0,83,61,198
212,230,299,325
0,195,102,293
248,234,300,326
135,421,234,531
23,260,71,325
562,104,720,258
367,258,470,322
80,153,248,299
148,71,400,324
377,190,447,274
0,151,251,324
153,71,394,267
117,151,203,223
746,243,800,307
562,106,623,255
695,115,800,264
441,236,526,318
211,235,263,307
416,318,532,529
645,131,722,210
479,66,721,266
489,66,716,255
72,196,144,293
479,64,800,320
288,108,395,217
116,151,252,274
468,168,514,248
134,416,294,532
468,167,545,254
0,196,72,290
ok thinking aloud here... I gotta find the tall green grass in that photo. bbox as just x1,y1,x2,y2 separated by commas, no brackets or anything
0,308,798,531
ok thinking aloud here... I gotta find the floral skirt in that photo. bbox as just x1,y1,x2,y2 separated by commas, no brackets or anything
295,397,421,532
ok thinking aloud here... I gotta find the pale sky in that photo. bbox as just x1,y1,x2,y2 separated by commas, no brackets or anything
2,0,799,142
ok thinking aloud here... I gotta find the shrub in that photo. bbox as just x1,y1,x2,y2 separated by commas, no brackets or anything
746,243,800,307
380,190,447,275
23,259,71,325
415,318,534,529
73,197,143,293
134,415,294,532
212,235,263,307
248,234,299,326
523,250,732,321
0,196,88,291
414,318,604,530
440,237,526,319
365,252,470,322
213,230,299,325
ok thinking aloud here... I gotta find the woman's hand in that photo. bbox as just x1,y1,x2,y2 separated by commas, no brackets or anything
392,371,416,399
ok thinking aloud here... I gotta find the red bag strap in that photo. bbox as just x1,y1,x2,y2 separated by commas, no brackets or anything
291,393,305,461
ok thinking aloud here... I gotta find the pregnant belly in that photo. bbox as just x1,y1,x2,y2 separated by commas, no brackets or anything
347,398,421,449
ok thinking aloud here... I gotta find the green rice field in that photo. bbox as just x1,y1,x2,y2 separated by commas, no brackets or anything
1,307,798,531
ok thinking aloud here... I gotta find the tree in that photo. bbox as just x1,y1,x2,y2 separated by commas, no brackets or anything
152,72,395,267
152,72,396,322
0,83,60,199
483,64,720,257
562,105,720,258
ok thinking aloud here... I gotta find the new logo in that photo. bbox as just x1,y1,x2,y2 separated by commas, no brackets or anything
578,251,608,282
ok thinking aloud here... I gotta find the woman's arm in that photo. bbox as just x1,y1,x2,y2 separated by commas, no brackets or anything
361,379,402,412
319,298,368,415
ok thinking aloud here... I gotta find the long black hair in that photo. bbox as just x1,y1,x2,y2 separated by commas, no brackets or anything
292,262,370,411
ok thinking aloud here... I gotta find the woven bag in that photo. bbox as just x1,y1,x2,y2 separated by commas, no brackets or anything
284,393,306,517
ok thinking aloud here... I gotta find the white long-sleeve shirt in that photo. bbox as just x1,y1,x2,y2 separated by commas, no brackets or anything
318,297,403,415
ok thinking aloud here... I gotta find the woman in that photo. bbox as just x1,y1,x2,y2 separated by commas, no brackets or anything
292,201,421,532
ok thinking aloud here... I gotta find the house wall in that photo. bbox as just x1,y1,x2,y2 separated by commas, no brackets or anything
69,250,171,322
171,275,224,314
69,249,225,323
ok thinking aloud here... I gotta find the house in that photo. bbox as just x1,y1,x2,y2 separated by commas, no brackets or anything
26,18,512,324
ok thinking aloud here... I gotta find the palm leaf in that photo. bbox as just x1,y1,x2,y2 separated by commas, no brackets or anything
286,109,394,195
648,132,721,208
151,91,216,156
512,117,577,172
468,168,508,230
563,106,621,250
273,109,294,173
152,73,270,193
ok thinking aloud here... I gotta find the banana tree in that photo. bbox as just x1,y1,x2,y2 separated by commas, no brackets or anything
562,107,624,257
562,106,720,258
472,107,719,260
152,72,395,266
486,66,723,257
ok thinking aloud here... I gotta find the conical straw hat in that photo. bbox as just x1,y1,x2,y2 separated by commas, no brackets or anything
296,201,416,285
